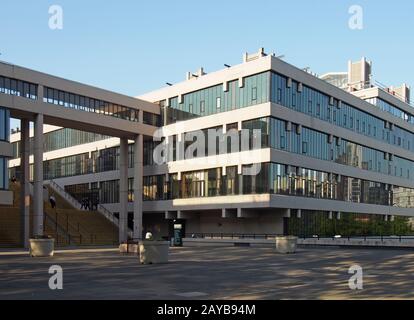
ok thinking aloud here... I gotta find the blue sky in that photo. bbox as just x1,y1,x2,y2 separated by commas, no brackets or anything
2,0,414,127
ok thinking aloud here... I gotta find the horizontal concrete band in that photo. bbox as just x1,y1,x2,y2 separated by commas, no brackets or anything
139,194,412,217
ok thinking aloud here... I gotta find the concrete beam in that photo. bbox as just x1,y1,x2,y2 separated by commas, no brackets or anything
177,211,197,220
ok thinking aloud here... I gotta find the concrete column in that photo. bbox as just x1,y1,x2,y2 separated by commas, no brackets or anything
222,208,237,219
283,208,291,218
20,119,30,247
119,138,128,243
238,165,243,195
133,134,143,240
33,114,44,236
165,211,176,220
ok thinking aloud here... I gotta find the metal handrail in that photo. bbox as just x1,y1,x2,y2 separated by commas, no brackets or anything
97,204,118,225
186,233,414,241
48,180,132,238
47,180,84,210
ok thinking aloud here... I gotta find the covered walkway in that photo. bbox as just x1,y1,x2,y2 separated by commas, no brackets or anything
0,61,160,247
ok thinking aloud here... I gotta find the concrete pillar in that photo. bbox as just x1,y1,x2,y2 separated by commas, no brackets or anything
297,209,302,219
20,119,30,247
283,208,291,218
165,211,176,220
33,114,44,236
119,138,128,243
238,165,243,195
133,134,143,240
222,208,237,219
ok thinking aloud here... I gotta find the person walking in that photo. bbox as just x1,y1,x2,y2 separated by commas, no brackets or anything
49,194,56,209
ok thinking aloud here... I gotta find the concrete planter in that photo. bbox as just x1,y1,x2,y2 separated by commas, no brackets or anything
139,241,169,264
275,236,298,254
29,238,55,257
119,243,139,254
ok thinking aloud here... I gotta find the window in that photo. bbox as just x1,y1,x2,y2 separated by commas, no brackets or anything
200,100,205,113
252,87,257,101
316,104,321,116
0,157,7,190
280,136,286,149
302,142,308,154
216,97,221,109
308,100,312,113
0,108,10,142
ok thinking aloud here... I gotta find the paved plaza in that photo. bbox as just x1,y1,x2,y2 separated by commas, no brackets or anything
1,246,414,300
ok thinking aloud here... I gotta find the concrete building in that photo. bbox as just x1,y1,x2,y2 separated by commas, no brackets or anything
3,49,414,242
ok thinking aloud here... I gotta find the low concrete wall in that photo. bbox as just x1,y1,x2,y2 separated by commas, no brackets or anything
183,237,414,249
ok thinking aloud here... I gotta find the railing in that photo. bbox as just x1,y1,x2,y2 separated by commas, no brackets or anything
44,213,71,243
47,179,133,239
186,233,283,240
43,211,118,247
47,180,85,211
53,233,118,247
187,233,414,243
97,204,134,238
97,204,119,226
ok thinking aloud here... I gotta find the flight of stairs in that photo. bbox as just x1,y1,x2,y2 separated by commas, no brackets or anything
0,182,118,247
